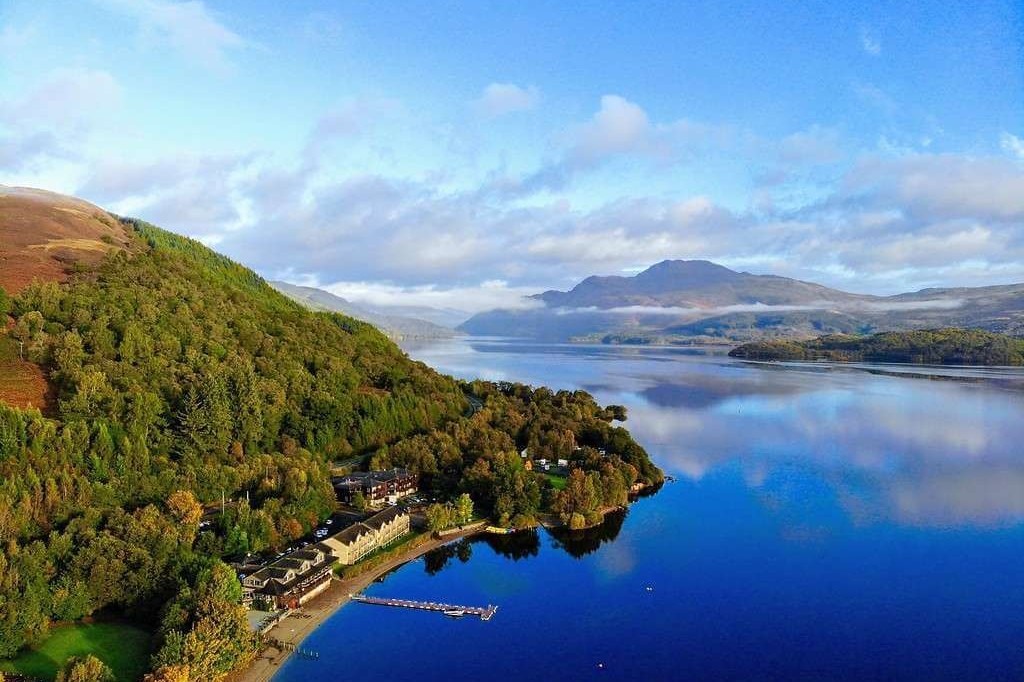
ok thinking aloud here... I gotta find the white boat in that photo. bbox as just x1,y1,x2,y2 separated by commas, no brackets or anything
443,609,466,617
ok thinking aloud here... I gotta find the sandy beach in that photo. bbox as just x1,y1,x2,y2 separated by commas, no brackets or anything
231,522,487,682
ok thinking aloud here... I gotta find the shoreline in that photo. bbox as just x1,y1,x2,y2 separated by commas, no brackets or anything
229,498,648,682
229,522,487,682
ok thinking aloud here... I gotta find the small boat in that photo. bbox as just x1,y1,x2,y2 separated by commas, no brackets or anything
443,609,466,617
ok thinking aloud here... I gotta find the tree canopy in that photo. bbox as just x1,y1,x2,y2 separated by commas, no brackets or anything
729,328,1024,366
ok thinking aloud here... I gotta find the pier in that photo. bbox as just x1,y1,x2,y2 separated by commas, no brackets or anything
351,594,498,621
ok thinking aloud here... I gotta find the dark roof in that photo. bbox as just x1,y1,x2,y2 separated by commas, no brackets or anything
363,506,407,531
328,522,375,544
261,556,334,595
275,558,308,572
251,566,293,582
335,468,415,486
289,549,323,563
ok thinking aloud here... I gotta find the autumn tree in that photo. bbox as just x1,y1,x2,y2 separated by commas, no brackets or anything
425,503,453,532
167,490,203,528
455,493,474,525
143,666,190,682
56,655,114,682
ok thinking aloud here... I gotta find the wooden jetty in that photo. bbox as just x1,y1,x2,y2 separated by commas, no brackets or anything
351,594,498,621
266,637,320,659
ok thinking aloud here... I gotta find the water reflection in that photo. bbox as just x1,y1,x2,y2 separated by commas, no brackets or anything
422,539,474,575
419,514,628,581
547,508,627,558
477,529,541,560
405,338,1024,530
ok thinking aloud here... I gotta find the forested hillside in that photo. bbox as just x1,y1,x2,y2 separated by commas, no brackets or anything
0,201,661,681
728,328,1024,365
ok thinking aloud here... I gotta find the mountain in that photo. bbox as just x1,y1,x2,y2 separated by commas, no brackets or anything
270,281,458,340
0,187,659,680
460,260,1024,343
537,259,869,309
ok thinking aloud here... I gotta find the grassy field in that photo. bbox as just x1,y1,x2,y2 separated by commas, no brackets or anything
0,622,152,682
545,473,567,490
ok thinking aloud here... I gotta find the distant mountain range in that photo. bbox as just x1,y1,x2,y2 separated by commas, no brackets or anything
271,281,463,340
460,260,1024,343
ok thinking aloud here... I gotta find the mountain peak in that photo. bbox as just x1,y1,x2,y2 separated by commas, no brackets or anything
636,259,739,280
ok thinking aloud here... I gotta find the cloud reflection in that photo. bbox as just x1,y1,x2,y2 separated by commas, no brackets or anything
407,339,1024,530
628,364,1024,528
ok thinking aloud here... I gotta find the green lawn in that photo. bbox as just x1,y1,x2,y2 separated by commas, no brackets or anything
545,473,567,490
0,622,152,682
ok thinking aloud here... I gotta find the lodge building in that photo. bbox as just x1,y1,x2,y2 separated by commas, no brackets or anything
242,545,334,609
334,468,418,506
242,507,412,609
316,505,410,565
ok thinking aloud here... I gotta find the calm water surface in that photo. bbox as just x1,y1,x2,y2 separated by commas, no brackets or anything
273,338,1024,682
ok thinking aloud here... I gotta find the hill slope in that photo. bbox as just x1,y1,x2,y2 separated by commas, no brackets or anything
0,189,660,681
271,280,457,339
0,186,133,294
460,260,1024,343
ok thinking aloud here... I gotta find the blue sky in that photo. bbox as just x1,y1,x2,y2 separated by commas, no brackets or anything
1,0,1022,311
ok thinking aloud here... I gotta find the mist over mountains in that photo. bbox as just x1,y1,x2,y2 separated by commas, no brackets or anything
271,281,461,340
460,260,1024,343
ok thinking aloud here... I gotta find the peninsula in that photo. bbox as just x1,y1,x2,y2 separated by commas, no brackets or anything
728,328,1024,366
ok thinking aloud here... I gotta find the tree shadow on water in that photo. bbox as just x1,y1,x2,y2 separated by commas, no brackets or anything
547,508,626,559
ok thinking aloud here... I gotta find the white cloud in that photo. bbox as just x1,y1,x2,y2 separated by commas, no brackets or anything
304,97,402,161
77,153,254,237
95,0,245,72
322,280,543,315
860,26,881,55
0,68,121,172
570,95,653,164
501,95,743,194
777,126,842,165
843,153,1024,221
1001,132,1024,160
473,83,540,117
4,68,121,129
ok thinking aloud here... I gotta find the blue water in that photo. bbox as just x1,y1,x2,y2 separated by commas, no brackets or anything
272,339,1024,682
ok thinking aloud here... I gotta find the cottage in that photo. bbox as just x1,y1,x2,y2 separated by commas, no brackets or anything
334,468,418,506
557,459,569,467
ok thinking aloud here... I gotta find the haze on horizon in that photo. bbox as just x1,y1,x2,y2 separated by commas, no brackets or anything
1,0,1022,313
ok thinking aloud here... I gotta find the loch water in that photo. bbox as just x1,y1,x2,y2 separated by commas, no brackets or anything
272,339,1024,682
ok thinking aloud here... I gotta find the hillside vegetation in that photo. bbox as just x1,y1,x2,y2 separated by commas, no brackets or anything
728,328,1024,366
0,204,660,681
